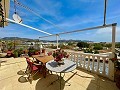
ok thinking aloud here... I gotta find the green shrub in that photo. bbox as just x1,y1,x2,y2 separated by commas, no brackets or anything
13,50,18,58
93,44,103,50
83,49,93,53
94,50,99,54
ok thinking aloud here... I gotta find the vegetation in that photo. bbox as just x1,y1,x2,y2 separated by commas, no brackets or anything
1,37,120,56
17,48,24,57
93,44,103,50
94,50,99,54
116,43,120,48
105,43,112,48
13,50,18,58
83,49,93,53
28,47,40,56
77,42,89,49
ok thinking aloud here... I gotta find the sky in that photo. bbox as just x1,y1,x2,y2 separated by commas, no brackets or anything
0,0,120,42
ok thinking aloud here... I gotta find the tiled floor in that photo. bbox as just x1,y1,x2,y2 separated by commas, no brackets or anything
0,58,119,90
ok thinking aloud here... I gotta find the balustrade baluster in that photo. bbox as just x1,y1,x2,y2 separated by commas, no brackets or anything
74,53,76,62
68,52,71,60
92,56,95,72
76,54,78,67
87,55,90,71
83,55,86,69
71,53,73,60
102,57,106,76
97,56,100,74
79,54,82,67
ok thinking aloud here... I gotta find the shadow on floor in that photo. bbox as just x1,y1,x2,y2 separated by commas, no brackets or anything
18,71,43,83
73,67,95,78
36,74,65,90
0,60,7,63
18,76,28,83
17,70,25,75
75,68,119,90
86,77,118,90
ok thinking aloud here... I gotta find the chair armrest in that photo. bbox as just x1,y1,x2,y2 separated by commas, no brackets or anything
33,62,41,65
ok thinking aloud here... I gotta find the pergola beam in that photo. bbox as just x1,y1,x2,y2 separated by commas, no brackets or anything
6,18,52,35
39,23,116,38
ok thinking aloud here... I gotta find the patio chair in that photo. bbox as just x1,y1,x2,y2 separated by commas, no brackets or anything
25,57,42,84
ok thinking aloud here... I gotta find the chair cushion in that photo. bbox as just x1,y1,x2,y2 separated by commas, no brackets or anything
32,65,39,71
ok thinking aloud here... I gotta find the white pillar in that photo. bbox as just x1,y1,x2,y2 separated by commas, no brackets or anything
109,23,117,81
56,34,59,49
112,24,116,56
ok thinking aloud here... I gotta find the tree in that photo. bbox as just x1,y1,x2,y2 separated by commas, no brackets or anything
7,41,14,50
105,43,112,48
77,42,89,49
93,44,103,50
116,43,120,48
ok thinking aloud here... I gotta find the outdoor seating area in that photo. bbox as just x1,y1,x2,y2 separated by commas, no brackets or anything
0,57,119,90
0,0,120,90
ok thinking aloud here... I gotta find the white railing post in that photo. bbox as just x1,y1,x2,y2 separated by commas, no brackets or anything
56,34,59,49
108,23,117,81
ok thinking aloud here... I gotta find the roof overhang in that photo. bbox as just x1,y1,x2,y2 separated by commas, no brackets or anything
0,0,10,27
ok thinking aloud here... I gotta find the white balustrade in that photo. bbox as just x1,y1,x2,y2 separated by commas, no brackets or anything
66,51,111,79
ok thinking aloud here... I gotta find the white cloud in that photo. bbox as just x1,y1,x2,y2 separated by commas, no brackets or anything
78,0,97,3
33,0,62,18
87,26,120,42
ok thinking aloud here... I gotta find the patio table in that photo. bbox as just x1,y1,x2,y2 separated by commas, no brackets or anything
46,59,76,90
32,55,54,77
32,55,53,64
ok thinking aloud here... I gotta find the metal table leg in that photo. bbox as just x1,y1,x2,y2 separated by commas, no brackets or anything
60,72,61,90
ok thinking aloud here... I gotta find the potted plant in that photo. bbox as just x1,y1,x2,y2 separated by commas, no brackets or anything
111,53,120,89
52,49,69,65
28,47,35,56
13,50,18,58
17,48,24,57
6,50,13,58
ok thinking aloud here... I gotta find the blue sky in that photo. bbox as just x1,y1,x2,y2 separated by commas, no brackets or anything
0,0,120,42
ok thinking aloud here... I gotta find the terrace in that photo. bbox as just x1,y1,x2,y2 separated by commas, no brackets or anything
0,57,119,90
0,0,120,90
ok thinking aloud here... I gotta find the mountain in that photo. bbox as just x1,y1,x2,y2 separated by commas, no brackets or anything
1,37,34,41
0,37,93,42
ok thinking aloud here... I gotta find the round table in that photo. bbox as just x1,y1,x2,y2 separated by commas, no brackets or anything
46,59,76,90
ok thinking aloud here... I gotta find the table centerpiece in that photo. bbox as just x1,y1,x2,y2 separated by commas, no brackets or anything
52,49,69,65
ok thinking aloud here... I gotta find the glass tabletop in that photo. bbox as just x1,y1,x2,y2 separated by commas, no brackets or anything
46,59,76,73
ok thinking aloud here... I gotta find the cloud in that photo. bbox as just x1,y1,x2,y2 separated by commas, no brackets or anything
40,24,53,30
85,26,120,42
60,26,120,42
6,0,120,41
0,28,23,37
32,0,63,18
78,0,97,3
